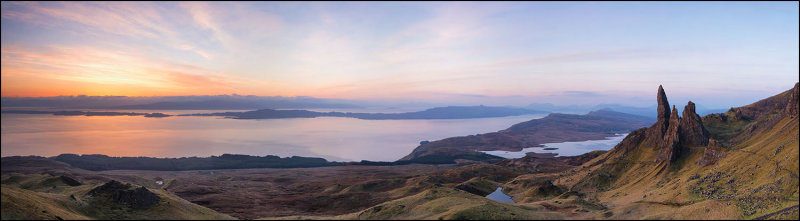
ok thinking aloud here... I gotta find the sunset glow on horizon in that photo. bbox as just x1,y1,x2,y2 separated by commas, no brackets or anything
2,1,798,107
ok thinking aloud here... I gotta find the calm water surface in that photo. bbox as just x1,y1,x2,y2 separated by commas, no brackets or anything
1,113,544,161
485,187,515,203
480,133,628,159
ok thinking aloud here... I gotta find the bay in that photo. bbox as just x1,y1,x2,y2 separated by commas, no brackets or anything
480,133,628,159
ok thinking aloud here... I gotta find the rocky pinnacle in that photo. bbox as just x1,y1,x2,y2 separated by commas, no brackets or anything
680,101,709,146
657,85,671,122
646,85,673,147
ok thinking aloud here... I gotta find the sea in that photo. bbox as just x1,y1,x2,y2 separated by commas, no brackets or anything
1,108,547,162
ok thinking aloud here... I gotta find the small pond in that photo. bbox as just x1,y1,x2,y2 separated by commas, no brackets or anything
485,187,515,203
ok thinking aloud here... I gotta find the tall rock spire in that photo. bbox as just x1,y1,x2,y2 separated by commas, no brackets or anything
680,101,709,146
657,85,671,121
646,85,672,147
658,105,682,162
646,87,711,163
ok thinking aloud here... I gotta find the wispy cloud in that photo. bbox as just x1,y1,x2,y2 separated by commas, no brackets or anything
1,2,217,59
1,1,797,107
1,44,237,95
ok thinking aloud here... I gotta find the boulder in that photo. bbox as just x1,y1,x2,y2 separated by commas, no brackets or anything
697,138,726,166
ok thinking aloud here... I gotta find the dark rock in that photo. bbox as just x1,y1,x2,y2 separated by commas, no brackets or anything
88,180,131,195
646,85,672,147
658,106,682,163
534,180,563,197
645,91,710,163
656,85,671,121
787,82,799,117
680,101,709,146
697,138,726,166
59,175,82,186
88,180,160,209
775,145,784,155
454,183,485,196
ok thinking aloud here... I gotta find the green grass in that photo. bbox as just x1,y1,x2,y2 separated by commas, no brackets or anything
702,112,752,141
1,177,236,220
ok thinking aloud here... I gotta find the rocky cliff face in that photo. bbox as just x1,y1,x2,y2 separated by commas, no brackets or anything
787,82,799,117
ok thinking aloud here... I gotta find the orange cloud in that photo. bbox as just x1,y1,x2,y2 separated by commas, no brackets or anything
0,45,241,97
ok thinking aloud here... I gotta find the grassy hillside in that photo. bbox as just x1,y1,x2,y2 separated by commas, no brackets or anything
548,85,800,219
263,187,564,220
1,173,235,220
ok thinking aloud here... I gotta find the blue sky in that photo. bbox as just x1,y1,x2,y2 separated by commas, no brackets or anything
1,1,798,108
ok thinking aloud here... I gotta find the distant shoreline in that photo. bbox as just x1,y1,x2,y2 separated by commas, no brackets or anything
1,105,546,120
0,153,483,171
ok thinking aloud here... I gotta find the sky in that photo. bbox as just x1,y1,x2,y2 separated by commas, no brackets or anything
1,1,798,108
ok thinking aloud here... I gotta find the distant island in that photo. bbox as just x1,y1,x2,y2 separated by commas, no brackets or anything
0,110,172,118
184,105,546,120
2,105,545,120
0,95,361,110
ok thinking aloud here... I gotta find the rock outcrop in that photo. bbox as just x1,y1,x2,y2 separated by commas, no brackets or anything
680,101,709,146
88,180,160,209
59,175,82,186
658,106,683,162
642,86,710,163
656,85,671,120
645,85,672,147
697,138,726,166
787,82,799,117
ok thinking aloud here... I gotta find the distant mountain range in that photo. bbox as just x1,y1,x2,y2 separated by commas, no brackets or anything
2,95,732,119
0,110,171,118
0,95,360,110
526,103,728,118
2,105,545,120
184,105,546,120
